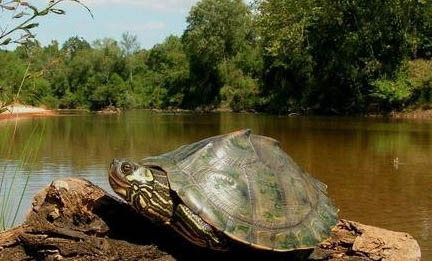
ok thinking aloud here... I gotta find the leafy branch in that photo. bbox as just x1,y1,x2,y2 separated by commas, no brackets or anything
0,0,93,47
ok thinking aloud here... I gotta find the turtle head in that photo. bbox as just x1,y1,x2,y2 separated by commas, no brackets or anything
109,159,174,223
109,159,154,199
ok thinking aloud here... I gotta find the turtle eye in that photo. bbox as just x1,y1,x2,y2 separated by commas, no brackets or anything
121,163,133,174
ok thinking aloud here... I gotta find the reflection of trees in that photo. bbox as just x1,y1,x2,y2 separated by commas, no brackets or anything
0,112,224,170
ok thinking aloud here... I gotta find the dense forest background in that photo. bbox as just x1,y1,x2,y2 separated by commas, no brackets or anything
1,0,432,114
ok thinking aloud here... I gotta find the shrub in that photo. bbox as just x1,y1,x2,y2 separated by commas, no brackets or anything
219,62,260,112
40,96,59,109
370,73,413,111
407,59,432,106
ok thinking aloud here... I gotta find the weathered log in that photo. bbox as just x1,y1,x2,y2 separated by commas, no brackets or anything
0,178,421,261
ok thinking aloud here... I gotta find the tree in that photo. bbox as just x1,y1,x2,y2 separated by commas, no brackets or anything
255,0,432,113
120,32,141,56
62,36,91,57
90,73,129,110
146,35,190,108
182,0,253,108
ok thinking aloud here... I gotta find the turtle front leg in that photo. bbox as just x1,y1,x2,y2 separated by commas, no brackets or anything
171,204,229,251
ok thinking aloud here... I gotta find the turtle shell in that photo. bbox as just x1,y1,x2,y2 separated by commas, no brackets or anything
140,129,338,251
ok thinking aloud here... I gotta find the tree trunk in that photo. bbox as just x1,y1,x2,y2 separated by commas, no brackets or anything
0,178,421,261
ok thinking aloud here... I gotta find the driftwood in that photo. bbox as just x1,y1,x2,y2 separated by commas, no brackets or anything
0,178,421,261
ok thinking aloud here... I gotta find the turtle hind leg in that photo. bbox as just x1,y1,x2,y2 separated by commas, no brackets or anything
171,204,229,251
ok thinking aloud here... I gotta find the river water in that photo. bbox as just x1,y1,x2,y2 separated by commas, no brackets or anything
0,111,431,259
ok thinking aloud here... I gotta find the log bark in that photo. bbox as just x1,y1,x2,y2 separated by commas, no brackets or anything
0,178,421,261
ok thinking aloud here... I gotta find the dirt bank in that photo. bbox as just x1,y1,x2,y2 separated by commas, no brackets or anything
0,178,421,261
0,104,56,122
390,108,432,119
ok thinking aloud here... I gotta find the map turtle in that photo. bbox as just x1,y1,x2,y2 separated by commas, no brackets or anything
108,129,338,251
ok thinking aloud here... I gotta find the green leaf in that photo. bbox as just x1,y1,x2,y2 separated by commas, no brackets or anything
22,28,32,35
18,40,29,45
13,12,29,19
50,9,65,15
20,23,39,29
0,38,12,46
0,108,8,114
23,33,35,39
0,5,16,10
38,9,49,16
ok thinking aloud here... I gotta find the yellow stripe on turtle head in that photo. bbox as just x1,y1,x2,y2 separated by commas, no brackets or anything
126,167,154,184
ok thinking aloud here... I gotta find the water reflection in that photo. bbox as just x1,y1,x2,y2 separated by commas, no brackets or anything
0,111,431,258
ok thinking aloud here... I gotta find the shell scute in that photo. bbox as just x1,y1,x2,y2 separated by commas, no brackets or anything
226,220,253,244
275,232,298,250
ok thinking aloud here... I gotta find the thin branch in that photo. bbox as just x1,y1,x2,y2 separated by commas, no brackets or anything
0,0,93,44
0,0,63,41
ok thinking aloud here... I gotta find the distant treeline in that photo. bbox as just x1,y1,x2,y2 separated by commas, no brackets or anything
1,0,432,114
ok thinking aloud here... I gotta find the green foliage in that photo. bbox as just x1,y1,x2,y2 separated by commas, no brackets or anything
370,73,413,110
40,95,60,109
21,77,52,106
0,51,27,104
0,34,193,111
219,61,260,112
184,0,252,64
0,0,91,114
369,59,432,110
62,36,91,57
90,73,130,109
147,36,190,108
255,0,432,113
407,59,432,88
1,0,432,114
407,59,432,105
183,0,256,108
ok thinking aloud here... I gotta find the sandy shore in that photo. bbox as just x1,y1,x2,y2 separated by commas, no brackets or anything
0,104,55,122
390,108,432,119
2,104,432,121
